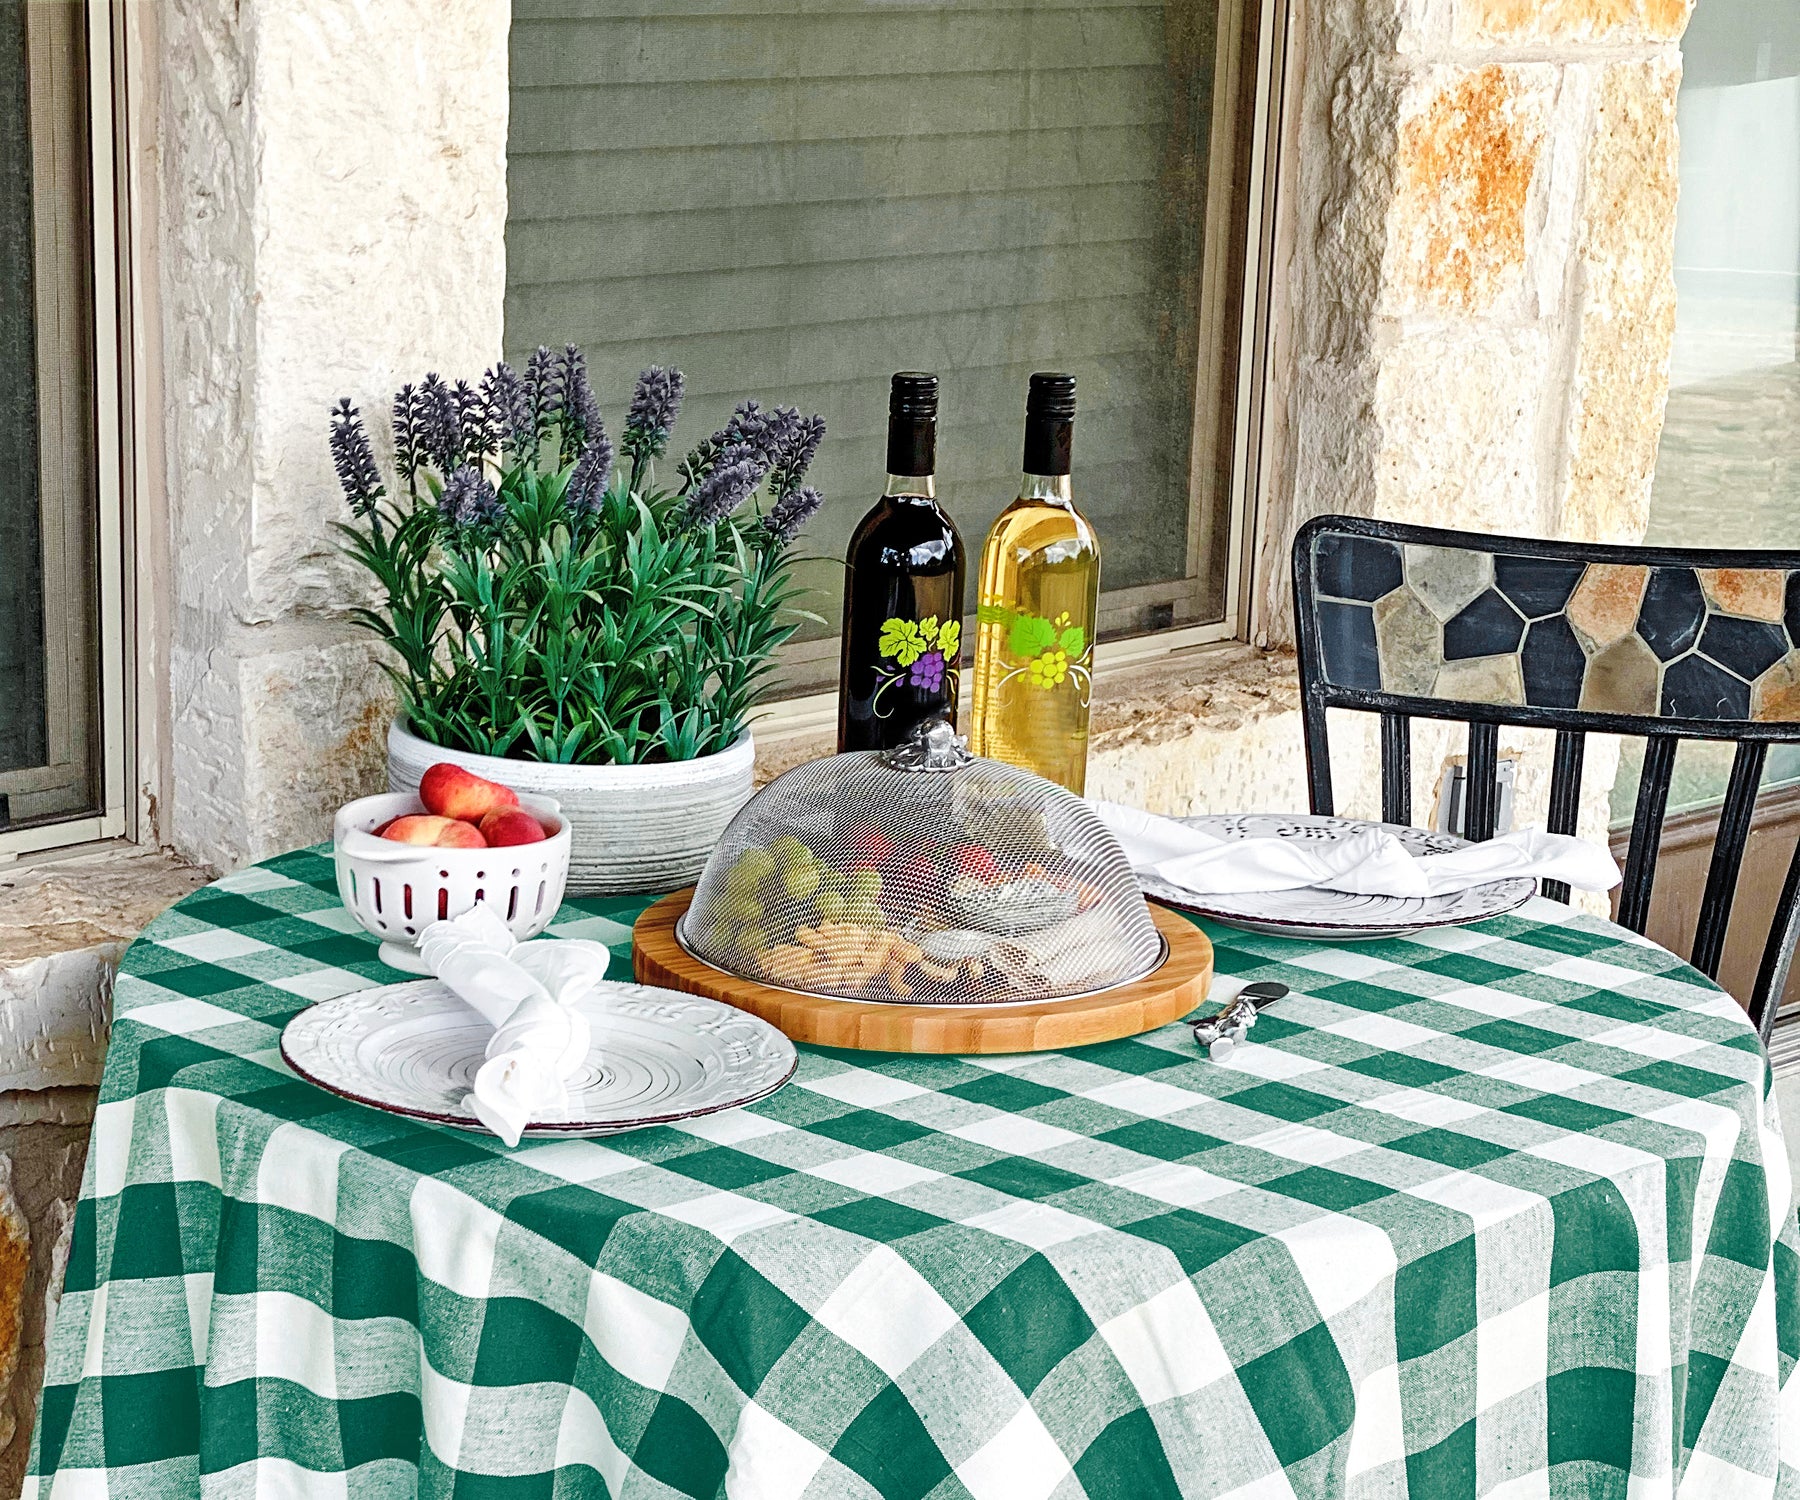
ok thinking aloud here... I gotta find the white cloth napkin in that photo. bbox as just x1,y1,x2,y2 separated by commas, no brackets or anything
415,905,612,1146
1093,801,1620,900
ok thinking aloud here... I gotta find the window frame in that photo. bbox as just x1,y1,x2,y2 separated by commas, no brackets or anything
746,0,1292,744
0,0,130,860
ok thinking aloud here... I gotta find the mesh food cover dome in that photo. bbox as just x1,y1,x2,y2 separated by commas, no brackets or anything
679,720,1164,1005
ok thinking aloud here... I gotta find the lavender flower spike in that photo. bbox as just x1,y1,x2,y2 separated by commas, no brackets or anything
564,432,615,519
392,384,424,485
523,346,560,444
677,398,797,490
556,344,603,463
417,372,466,475
455,379,495,465
724,400,803,470
680,456,766,529
761,483,823,546
622,366,685,465
330,398,385,517
438,464,503,529
769,412,826,498
480,362,535,459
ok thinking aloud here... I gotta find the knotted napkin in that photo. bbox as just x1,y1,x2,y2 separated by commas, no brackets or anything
1093,802,1620,900
415,905,612,1145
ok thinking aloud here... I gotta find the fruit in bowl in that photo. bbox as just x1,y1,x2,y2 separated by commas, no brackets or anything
381,814,488,849
479,808,549,847
420,762,519,823
375,766,549,849
332,773,571,974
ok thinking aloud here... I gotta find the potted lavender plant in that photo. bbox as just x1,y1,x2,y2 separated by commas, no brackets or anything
330,347,824,892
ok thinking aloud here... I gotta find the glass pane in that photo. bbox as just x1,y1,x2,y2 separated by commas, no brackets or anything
1612,0,1800,823
0,0,47,775
0,0,99,832
506,0,1252,691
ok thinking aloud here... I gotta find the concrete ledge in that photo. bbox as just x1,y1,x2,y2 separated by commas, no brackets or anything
0,844,207,1092
0,843,202,1493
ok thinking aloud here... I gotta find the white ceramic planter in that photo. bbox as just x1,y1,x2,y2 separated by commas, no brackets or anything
387,719,755,895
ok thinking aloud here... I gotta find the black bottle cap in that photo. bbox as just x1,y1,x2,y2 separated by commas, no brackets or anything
1026,371,1076,418
887,371,938,477
1022,371,1075,475
890,372,938,418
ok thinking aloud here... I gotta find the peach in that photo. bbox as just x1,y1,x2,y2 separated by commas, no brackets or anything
419,763,518,823
380,815,488,849
480,809,549,846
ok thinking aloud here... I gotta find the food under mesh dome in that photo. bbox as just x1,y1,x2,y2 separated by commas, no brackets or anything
680,721,1164,1005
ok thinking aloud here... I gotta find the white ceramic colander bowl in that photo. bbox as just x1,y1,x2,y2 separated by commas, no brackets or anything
331,791,572,972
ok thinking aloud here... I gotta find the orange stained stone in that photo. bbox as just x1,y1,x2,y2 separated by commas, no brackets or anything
1394,67,1544,315
1462,0,1683,40
0,1203,24,1399
1565,564,1649,649
1754,653,1800,724
1643,0,1694,38
1697,568,1787,623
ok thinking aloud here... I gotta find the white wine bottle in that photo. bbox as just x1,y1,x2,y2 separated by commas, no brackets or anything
969,373,1099,793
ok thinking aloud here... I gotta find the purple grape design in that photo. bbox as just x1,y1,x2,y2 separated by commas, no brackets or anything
909,651,946,692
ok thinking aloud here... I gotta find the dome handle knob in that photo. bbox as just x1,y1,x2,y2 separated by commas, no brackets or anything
882,718,975,773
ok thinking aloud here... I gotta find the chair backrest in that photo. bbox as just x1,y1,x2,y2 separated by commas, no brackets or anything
1291,514,1800,1040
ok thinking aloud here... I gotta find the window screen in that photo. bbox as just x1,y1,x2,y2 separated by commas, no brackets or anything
0,0,100,831
507,0,1257,691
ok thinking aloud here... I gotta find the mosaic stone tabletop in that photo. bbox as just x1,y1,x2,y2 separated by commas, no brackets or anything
1305,528,1800,723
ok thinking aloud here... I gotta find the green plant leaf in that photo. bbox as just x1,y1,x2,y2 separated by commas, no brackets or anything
1057,624,1086,657
335,397,817,767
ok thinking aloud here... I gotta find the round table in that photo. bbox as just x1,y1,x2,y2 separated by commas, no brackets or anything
26,848,1800,1499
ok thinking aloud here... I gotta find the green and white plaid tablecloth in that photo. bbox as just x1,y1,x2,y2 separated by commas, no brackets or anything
26,847,1800,1498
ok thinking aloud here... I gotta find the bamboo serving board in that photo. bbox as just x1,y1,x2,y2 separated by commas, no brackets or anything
631,888,1212,1054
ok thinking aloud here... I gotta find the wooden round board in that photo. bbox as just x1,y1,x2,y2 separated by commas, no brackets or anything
631,889,1213,1054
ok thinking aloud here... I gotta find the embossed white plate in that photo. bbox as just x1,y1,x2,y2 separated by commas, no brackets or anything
1136,814,1535,941
280,980,798,1137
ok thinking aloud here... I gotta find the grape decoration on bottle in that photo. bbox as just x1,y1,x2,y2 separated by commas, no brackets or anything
836,373,967,752
969,372,1100,795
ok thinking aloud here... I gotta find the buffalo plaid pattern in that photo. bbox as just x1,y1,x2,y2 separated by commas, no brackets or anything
26,848,1800,1498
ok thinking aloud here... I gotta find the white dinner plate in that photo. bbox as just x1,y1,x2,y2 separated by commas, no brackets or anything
1135,813,1536,940
281,979,797,1137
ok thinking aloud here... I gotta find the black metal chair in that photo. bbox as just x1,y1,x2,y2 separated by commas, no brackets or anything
1292,515,1800,1041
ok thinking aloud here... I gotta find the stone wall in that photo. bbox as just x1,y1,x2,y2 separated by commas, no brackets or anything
1255,0,1687,644
159,0,510,871
0,849,206,1493
1226,0,1690,903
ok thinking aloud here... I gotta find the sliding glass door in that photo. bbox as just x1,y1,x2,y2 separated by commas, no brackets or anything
1621,0,1800,1009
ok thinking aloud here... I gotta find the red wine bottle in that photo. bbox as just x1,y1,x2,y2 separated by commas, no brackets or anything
836,373,965,752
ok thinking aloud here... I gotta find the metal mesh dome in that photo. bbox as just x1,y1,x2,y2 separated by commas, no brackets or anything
679,720,1164,1006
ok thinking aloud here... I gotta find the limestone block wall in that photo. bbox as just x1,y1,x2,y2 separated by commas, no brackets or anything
1256,0,1688,641
1240,0,1689,878
159,0,510,871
